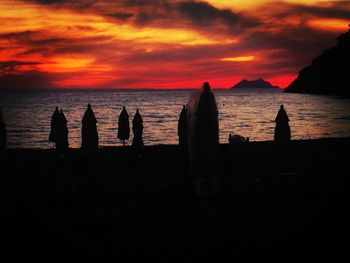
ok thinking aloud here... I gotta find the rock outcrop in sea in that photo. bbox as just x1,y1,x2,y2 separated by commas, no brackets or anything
284,26,350,98
231,78,280,91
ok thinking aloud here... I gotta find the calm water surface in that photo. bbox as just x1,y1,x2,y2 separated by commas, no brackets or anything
1,89,350,148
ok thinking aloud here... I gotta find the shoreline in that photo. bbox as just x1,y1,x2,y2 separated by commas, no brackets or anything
4,136,350,151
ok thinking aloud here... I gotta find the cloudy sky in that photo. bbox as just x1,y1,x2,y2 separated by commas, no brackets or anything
0,0,349,89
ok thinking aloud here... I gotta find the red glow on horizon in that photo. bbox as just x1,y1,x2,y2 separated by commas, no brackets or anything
266,75,297,89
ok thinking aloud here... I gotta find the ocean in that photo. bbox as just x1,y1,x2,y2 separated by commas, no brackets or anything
1,89,350,149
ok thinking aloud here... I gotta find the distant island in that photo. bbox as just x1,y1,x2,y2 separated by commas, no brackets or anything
284,26,350,98
230,78,281,92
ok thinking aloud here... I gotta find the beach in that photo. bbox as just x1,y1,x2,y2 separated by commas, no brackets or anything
0,138,348,260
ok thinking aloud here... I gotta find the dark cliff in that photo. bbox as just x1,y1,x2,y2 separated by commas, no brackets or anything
285,27,350,98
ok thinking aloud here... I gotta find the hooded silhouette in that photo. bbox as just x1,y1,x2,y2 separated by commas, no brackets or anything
186,82,220,196
81,104,98,151
49,107,61,145
132,109,144,149
118,106,130,146
0,108,6,151
274,104,291,143
178,105,188,148
56,109,69,152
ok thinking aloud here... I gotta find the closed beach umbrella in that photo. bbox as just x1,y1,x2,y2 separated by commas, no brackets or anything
132,109,144,149
118,106,130,146
0,108,6,151
81,104,98,151
274,104,291,143
186,82,220,196
178,105,188,148
49,106,61,147
58,109,69,151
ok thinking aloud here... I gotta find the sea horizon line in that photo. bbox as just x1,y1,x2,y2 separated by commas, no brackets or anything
0,87,286,92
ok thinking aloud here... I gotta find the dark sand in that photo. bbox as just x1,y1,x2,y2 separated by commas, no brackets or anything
0,138,349,260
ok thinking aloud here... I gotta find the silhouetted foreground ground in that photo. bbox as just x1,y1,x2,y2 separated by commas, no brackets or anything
0,138,349,260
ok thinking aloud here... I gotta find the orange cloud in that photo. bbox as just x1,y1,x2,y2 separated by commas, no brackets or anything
308,18,349,32
220,56,255,62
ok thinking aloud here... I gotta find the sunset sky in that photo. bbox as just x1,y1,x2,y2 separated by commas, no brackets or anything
0,0,349,89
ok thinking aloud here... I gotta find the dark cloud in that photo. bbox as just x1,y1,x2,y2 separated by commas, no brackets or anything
127,1,260,32
0,60,40,68
28,37,68,46
0,71,53,89
290,1,350,20
124,1,173,26
107,12,134,21
242,28,336,53
30,0,96,11
0,31,34,40
1,29,115,56
52,37,117,55
133,12,155,25
19,48,48,56
121,0,169,8
33,0,71,4
31,0,91,7
177,1,240,26
0,30,66,46
1,61,41,74
175,1,261,35
240,28,338,72
27,0,260,33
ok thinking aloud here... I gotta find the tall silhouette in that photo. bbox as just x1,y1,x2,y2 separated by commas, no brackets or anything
49,107,69,152
274,104,291,143
81,104,98,151
0,108,6,151
49,106,61,147
132,109,144,150
57,109,69,152
187,82,220,196
178,105,188,149
118,106,130,146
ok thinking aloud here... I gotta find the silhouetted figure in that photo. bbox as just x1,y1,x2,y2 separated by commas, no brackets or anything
187,82,220,196
49,107,61,147
132,109,144,150
178,105,188,149
118,106,130,146
0,108,6,151
81,104,98,151
274,104,291,143
56,109,69,152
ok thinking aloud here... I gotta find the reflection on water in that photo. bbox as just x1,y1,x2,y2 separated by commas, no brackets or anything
1,89,350,148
